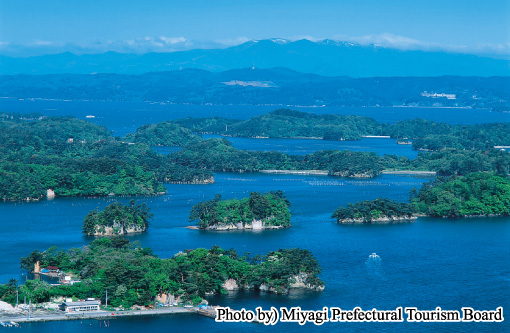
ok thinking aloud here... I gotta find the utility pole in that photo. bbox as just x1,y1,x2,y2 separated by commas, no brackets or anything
105,289,108,308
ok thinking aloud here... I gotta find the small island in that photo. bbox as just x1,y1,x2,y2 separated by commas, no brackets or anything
82,200,153,236
332,198,416,223
189,191,291,230
411,172,510,217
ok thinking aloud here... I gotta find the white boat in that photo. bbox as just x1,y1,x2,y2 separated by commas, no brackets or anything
85,115,95,118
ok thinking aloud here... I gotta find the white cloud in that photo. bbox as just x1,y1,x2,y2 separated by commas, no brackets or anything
0,34,508,58
331,33,510,57
160,36,187,44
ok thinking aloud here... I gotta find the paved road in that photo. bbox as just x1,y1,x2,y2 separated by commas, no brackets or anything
0,307,193,323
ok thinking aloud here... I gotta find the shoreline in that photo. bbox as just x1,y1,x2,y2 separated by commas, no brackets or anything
0,307,196,323
382,170,436,175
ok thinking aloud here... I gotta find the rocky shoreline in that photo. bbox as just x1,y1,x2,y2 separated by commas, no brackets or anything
192,219,288,231
337,216,418,224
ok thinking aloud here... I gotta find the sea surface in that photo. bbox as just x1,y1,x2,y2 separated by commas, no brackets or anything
1,102,509,332
1,99,509,136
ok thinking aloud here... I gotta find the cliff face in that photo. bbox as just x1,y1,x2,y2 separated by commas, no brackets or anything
165,176,214,184
204,219,287,231
93,222,146,236
216,273,324,294
337,216,417,224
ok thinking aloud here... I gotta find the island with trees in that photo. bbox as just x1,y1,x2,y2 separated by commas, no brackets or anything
82,200,153,236
123,121,202,146
171,138,384,178
411,172,510,217
170,110,510,150
2,110,509,202
9,238,324,308
217,109,381,141
189,191,291,230
331,198,417,223
0,113,213,201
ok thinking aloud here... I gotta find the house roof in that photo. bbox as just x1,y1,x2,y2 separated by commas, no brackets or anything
64,301,100,307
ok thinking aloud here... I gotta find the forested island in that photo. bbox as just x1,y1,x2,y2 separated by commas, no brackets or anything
411,172,510,217
0,113,212,201
332,172,510,221
123,121,202,146
2,110,509,202
6,238,323,307
82,200,153,236
189,191,291,230
206,109,380,141
171,109,510,151
171,138,384,178
332,198,416,223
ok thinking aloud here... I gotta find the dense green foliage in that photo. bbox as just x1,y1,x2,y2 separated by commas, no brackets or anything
124,121,202,146
14,239,323,307
172,117,241,133
83,200,153,236
221,109,381,140
0,115,212,200
385,119,510,151
172,110,510,152
2,110,508,202
332,198,416,223
189,191,291,229
167,111,510,170
384,119,451,140
171,138,383,177
382,149,510,176
411,173,510,217
412,123,510,151
0,279,19,305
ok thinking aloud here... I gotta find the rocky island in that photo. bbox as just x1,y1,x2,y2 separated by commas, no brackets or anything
82,200,153,236
332,198,417,223
189,191,291,230
8,238,324,308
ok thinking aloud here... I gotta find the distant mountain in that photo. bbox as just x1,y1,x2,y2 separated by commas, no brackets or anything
0,68,508,110
0,39,508,76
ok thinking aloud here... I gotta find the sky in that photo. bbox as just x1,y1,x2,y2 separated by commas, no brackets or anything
0,0,509,57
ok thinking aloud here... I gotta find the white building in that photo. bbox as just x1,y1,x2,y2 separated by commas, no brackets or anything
60,300,100,313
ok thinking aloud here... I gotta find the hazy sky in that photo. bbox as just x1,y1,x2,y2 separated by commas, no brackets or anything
0,0,509,56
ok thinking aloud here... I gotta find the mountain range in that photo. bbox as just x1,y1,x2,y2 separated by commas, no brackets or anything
1,39,508,77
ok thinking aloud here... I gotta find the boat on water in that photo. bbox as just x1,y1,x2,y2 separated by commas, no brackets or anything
85,115,95,118
366,253,382,266
368,253,380,259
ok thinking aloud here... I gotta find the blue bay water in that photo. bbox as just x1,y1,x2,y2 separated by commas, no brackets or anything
1,102,509,332
2,173,509,332
202,135,418,158
1,99,509,137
